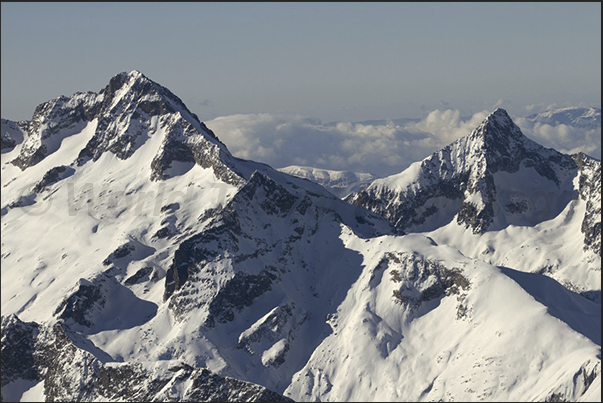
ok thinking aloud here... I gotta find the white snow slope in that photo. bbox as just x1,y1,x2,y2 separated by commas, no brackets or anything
348,109,601,297
1,72,600,402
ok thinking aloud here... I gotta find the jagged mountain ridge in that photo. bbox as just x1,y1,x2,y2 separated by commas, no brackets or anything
1,314,293,402
1,70,254,218
0,70,301,401
0,70,396,401
348,109,579,233
347,108,600,294
1,72,601,402
8,70,241,184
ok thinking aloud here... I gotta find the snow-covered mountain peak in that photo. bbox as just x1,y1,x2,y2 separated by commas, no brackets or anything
98,70,219,142
7,70,231,183
102,70,185,115
104,70,158,96
347,109,600,294
348,109,590,234
2,74,601,401
474,108,518,137
465,108,528,162
126,69,145,79
477,108,525,145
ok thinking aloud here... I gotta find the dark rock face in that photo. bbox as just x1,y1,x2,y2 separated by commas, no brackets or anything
152,226,173,239
124,267,154,286
76,71,207,165
160,202,180,213
1,132,17,151
0,315,293,402
573,153,602,255
12,93,97,170
150,135,195,181
207,269,277,327
456,199,495,235
348,109,582,235
149,113,244,185
32,165,75,193
74,71,198,165
12,143,48,170
53,280,104,327
103,243,136,266
543,360,601,403
182,365,294,402
163,211,240,303
163,172,290,304
163,198,250,318
383,252,471,320
0,315,40,390
1,118,27,153
162,169,394,342
242,172,300,217
163,172,309,307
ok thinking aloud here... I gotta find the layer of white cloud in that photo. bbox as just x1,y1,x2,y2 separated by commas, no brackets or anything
206,113,436,177
206,109,600,178
515,118,601,159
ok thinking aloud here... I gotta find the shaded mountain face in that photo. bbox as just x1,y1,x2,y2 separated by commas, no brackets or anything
0,314,293,402
573,152,602,256
284,233,601,402
1,74,600,402
1,118,28,152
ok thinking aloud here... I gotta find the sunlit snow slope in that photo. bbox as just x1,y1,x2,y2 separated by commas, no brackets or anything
1,72,600,402
348,109,601,296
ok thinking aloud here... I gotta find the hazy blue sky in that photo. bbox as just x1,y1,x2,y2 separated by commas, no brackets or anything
1,2,601,123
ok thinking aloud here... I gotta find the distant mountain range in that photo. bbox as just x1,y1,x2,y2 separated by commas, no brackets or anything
1,71,600,402
525,106,601,130
277,166,377,198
